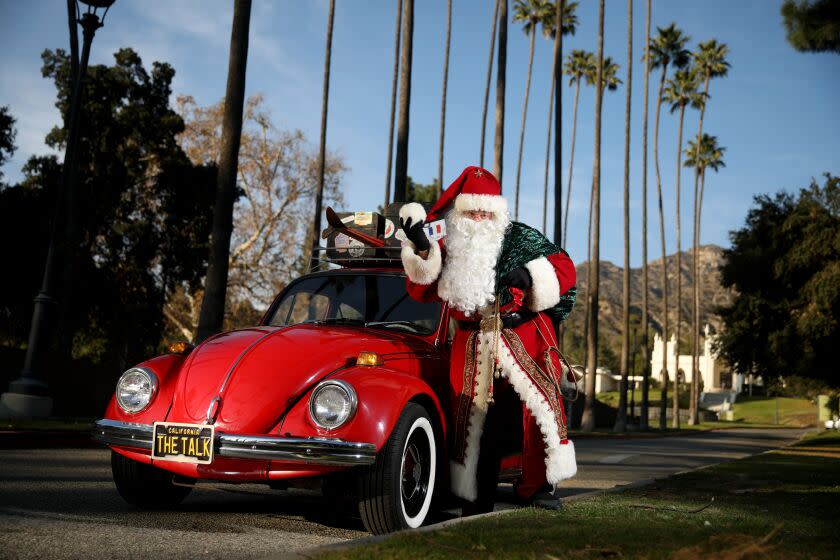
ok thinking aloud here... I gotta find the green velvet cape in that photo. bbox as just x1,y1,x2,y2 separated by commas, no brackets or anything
494,222,577,323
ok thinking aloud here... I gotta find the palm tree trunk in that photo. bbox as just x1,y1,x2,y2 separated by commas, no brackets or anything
542,75,554,234
654,65,669,430
672,103,685,429
695,167,707,410
639,0,651,431
552,0,565,248
480,0,500,168
615,0,633,433
309,0,336,271
513,27,537,220
437,0,452,197
581,0,605,433
691,163,701,423
493,0,507,186
551,0,565,349
384,0,403,207
562,80,581,243
196,0,252,343
582,177,594,368
689,77,710,425
393,0,414,203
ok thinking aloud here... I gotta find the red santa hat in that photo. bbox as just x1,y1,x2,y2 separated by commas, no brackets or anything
398,166,508,225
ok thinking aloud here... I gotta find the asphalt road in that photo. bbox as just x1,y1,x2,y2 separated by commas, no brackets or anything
0,428,807,559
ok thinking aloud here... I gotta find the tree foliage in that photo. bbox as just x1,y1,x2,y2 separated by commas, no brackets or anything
716,174,840,386
781,0,840,54
171,94,346,334
0,48,216,373
0,106,16,183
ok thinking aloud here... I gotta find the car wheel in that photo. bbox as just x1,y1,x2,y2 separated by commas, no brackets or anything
357,403,437,534
111,451,193,508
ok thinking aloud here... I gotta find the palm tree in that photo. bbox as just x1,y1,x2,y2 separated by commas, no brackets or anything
384,0,403,207
480,0,500,168
393,0,414,203
648,22,690,429
437,0,453,197
580,0,605,433
615,0,633,433
575,56,621,246
582,56,620,374
494,0,508,184
686,134,725,242
196,0,252,343
512,0,554,219
663,66,704,428
685,135,725,412
639,0,652,431
541,1,578,234
560,49,595,242
685,133,726,418
687,40,729,425
310,0,337,271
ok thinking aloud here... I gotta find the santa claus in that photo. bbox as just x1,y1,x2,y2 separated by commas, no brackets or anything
398,165,577,513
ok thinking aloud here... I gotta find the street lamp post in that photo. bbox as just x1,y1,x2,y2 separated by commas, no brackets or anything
0,0,115,419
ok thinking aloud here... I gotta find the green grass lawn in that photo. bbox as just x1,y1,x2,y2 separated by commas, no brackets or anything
318,431,840,560
596,389,691,410
595,392,817,428
731,396,817,426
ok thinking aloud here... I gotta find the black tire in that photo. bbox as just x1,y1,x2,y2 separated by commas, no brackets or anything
356,403,438,534
111,451,193,508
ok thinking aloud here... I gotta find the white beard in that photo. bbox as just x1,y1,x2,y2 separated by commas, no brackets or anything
437,209,510,317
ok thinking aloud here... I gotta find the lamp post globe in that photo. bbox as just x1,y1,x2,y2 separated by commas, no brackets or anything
0,0,115,419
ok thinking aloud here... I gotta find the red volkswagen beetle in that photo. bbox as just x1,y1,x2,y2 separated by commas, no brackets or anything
94,266,453,534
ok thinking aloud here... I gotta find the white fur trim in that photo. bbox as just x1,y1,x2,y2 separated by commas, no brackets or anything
398,202,427,225
496,337,576,486
450,331,495,501
455,193,508,215
400,240,442,285
524,257,562,312
553,439,577,480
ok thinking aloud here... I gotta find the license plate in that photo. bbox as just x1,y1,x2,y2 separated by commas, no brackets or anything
152,422,214,464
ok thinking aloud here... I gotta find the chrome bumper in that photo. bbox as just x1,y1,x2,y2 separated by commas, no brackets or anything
92,419,377,466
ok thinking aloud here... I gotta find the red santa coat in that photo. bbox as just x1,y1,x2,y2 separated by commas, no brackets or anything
402,238,577,501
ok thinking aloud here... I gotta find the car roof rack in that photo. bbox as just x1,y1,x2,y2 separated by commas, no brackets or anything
309,246,405,273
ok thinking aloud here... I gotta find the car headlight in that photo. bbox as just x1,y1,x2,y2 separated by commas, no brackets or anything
309,380,357,430
116,367,158,414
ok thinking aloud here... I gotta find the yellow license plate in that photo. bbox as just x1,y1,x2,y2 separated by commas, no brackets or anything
152,422,214,464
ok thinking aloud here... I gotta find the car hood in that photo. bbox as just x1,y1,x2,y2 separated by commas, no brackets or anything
165,324,428,433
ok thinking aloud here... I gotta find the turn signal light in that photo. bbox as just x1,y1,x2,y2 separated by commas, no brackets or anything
356,351,382,366
167,341,194,355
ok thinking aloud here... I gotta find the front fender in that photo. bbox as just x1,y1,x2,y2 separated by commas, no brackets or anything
102,353,189,424
277,367,447,452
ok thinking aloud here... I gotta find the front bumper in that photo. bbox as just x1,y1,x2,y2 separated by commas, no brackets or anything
92,419,377,467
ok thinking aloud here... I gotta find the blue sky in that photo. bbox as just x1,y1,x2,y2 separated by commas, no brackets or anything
1,0,838,268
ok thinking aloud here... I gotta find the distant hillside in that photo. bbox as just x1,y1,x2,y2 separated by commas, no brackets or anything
560,244,733,369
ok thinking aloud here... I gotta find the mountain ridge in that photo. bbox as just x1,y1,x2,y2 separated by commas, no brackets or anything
560,244,733,369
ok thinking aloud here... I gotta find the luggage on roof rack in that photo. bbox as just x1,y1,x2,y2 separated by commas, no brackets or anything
318,203,444,268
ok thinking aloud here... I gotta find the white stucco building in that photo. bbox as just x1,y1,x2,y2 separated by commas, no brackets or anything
650,324,729,391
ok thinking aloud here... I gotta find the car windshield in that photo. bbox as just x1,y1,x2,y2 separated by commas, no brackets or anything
266,273,442,336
